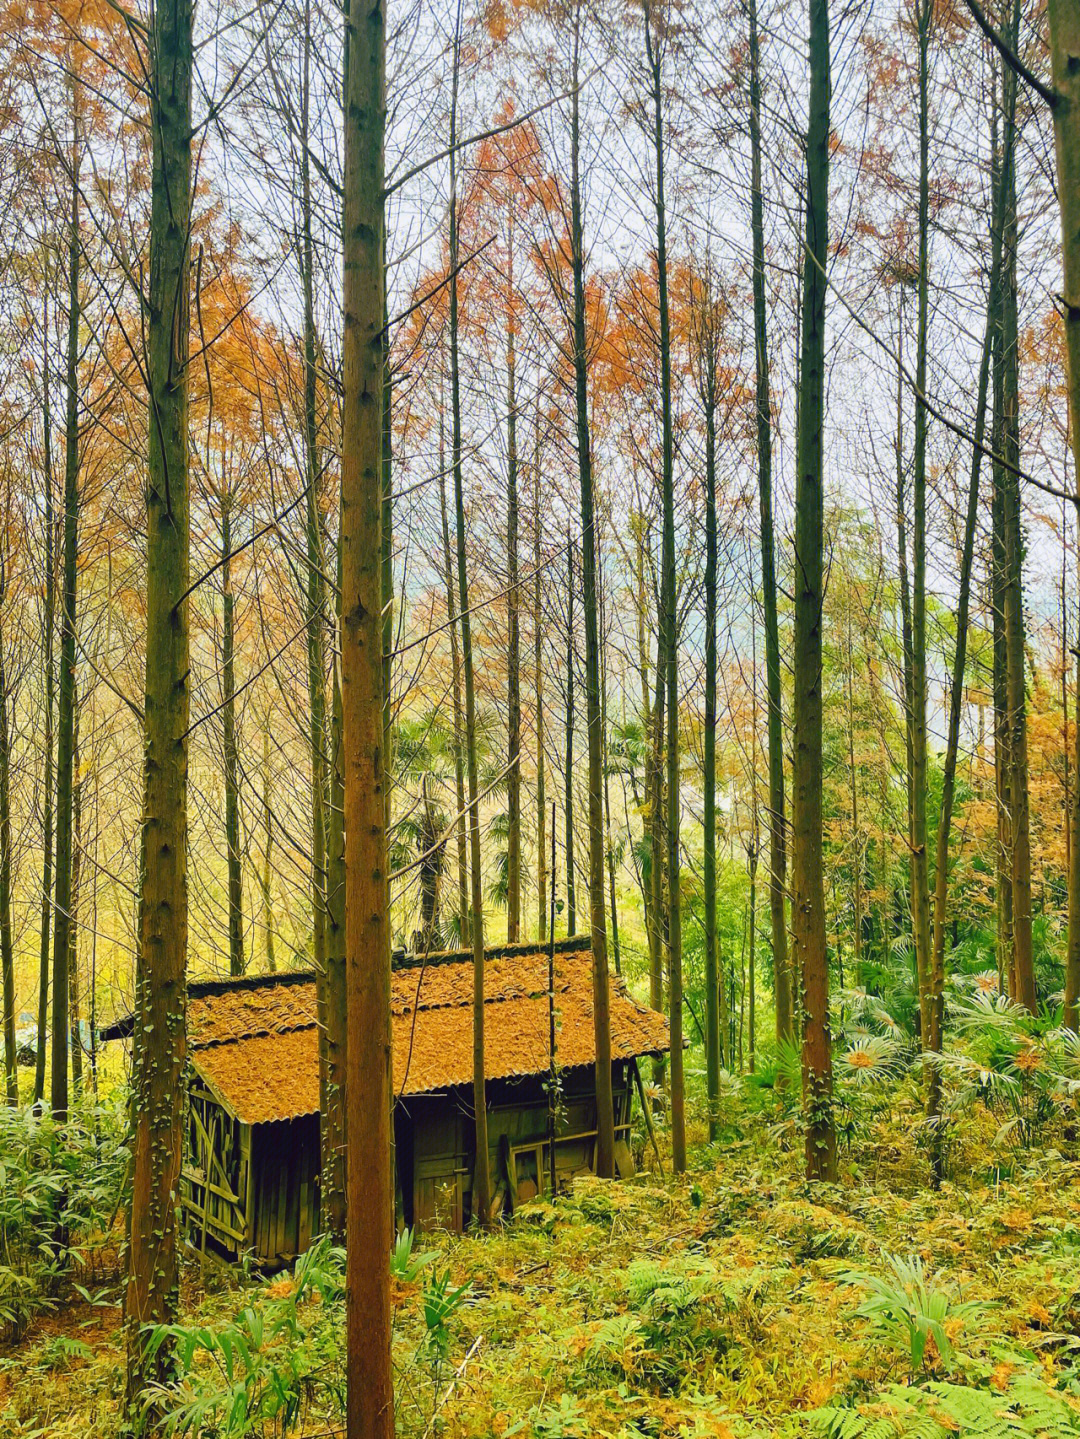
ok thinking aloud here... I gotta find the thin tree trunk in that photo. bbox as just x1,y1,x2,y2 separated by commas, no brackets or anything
600,547,621,976
300,0,330,1165
437,385,469,947
69,693,82,1097
506,204,521,944
448,13,492,1224
126,0,192,1396
895,301,916,907
88,767,98,1098
792,0,837,1183
564,534,576,936
998,4,1035,1012
262,728,276,973
0,569,15,1106
221,493,244,977
910,0,933,1044
646,535,666,1092
749,578,760,1076
748,0,791,1047
846,615,862,988
700,280,720,1139
1049,0,1080,1026
52,131,81,1125
535,412,547,943
645,0,685,1173
340,0,394,1427
35,280,55,1110
568,9,615,1178
992,363,1013,993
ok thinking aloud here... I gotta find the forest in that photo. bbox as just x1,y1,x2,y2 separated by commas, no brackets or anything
2,0,1080,1434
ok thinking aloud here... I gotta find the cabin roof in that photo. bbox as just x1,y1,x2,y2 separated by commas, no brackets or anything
173,939,668,1125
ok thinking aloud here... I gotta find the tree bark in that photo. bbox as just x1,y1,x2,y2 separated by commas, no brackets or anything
1048,0,1080,1024
506,203,521,943
909,0,933,1045
52,130,81,1125
261,728,276,973
35,282,55,1110
564,533,576,937
0,567,15,1106
299,0,330,1160
437,383,469,948
645,0,685,1173
792,0,837,1183
697,278,721,1138
221,493,244,978
535,411,547,943
341,0,394,1427
324,638,347,1239
448,13,492,1224
990,57,1013,996
126,0,192,1398
569,7,615,1178
69,693,82,1098
998,5,1035,1012
748,0,791,1047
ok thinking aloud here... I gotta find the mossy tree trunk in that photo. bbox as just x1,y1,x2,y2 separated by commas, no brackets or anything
126,0,193,1400
792,0,837,1183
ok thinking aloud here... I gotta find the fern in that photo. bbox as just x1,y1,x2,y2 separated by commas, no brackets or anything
810,1376,1080,1438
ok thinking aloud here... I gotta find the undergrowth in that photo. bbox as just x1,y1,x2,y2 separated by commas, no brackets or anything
3,1018,1080,1437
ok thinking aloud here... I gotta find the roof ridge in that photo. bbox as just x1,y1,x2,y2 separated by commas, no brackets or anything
100,939,595,1042
192,1019,320,1051
392,935,590,970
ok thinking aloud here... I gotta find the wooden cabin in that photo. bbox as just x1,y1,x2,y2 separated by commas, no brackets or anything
103,937,669,1268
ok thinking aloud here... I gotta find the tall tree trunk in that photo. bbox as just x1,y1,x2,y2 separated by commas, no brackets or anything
792,0,837,1183
645,529,666,1091
568,9,615,1178
300,0,330,1160
340,0,394,1428
645,0,685,1173
1048,0,1080,1025
382,325,394,848
910,0,933,1044
699,283,720,1139
895,302,916,916
506,205,521,943
221,493,244,977
998,6,1035,1012
600,549,621,975
535,413,547,943
126,0,192,1397
52,133,81,1125
846,616,862,988
0,569,15,1106
69,694,82,1098
35,282,55,1110
748,0,791,1047
564,534,577,935
448,16,492,1224
261,727,276,972
437,386,469,947
324,640,347,1239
